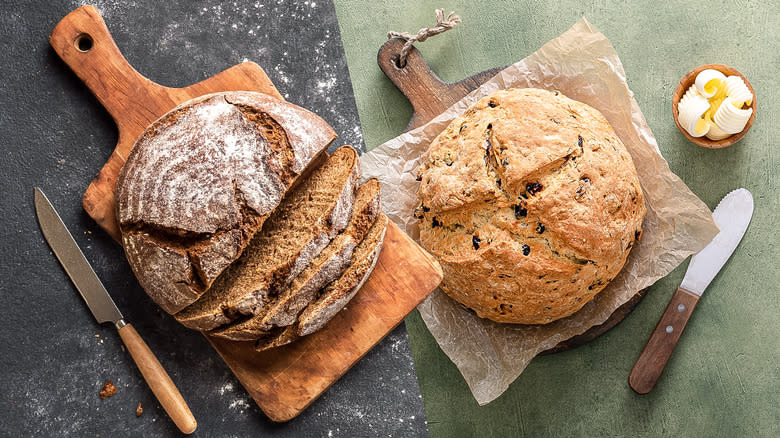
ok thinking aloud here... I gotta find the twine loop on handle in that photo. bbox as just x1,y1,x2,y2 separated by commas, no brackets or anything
387,9,461,68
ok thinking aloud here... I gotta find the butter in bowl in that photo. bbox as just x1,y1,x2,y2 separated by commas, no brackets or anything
672,64,756,148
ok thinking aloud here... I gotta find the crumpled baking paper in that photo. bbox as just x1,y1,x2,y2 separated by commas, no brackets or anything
360,18,719,405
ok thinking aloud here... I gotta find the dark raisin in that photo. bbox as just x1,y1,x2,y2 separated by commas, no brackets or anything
497,179,502,188
488,100,497,108
635,230,642,240
432,217,441,228
553,91,559,96
522,245,530,256
536,222,545,234
413,207,424,219
514,204,527,218
472,235,481,250
571,114,577,119
578,135,583,148
422,205,430,212
501,159,508,166
526,182,543,195
626,241,633,250
487,123,492,130
459,124,467,133
416,174,422,181
544,306,552,310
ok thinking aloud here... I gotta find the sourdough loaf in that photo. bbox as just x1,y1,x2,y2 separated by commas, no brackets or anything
175,146,360,331
117,92,336,314
255,212,388,351
416,88,646,324
210,178,382,341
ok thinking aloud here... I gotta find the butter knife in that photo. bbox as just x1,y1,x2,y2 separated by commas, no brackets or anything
34,188,197,434
629,188,753,394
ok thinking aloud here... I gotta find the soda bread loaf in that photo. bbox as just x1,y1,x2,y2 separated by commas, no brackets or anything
210,178,382,341
175,146,360,331
117,92,336,314
415,88,646,324
255,212,388,352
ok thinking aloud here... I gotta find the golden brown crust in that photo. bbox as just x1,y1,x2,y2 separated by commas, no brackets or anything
416,88,646,324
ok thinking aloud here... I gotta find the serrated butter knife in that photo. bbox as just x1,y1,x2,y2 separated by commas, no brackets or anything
629,188,754,394
34,188,197,434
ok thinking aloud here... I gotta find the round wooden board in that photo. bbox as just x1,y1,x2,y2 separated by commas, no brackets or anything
378,38,648,354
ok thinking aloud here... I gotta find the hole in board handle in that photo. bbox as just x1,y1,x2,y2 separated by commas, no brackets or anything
75,34,93,52
391,54,406,69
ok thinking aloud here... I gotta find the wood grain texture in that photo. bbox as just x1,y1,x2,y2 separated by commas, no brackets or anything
53,5,442,422
208,221,442,422
378,38,504,131
117,323,197,434
629,287,700,394
377,38,648,353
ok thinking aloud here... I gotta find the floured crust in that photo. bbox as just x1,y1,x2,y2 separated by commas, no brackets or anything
416,88,646,324
117,92,336,314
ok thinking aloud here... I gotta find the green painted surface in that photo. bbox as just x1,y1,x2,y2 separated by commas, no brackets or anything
333,1,779,436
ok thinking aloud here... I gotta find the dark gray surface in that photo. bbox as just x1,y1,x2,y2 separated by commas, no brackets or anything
0,1,428,436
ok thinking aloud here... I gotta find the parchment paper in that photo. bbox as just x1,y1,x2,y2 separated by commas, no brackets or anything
361,18,720,405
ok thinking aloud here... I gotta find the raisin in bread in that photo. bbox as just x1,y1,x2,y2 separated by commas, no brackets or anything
175,146,359,330
210,179,382,341
415,88,646,324
117,92,336,314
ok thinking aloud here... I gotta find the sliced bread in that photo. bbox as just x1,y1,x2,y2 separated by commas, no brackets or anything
117,92,336,314
174,146,359,330
254,212,388,352
210,179,382,341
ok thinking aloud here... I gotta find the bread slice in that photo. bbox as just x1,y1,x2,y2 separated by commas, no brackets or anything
254,212,388,352
174,146,359,330
118,92,336,314
210,179,382,341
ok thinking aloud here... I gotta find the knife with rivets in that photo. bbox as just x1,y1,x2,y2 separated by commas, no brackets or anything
629,188,754,394
34,187,197,434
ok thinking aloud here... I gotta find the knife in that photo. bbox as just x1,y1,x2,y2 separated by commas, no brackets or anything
629,188,753,394
34,188,197,434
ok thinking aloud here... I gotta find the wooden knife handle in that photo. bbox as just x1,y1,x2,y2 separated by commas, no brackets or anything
629,287,700,394
49,5,167,129
117,323,197,434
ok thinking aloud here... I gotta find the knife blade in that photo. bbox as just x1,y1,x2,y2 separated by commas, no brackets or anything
680,188,754,295
629,188,753,394
34,188,123,325
34,187,197,434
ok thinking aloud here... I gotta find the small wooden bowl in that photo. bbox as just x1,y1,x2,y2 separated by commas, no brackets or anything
672,64,756,148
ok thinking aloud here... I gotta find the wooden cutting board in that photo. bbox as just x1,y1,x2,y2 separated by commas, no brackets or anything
377,38,647,354
52,6,442,422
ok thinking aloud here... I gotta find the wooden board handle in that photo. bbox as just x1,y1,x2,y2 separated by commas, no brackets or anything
49,5,167,131
377,38,454,130
118,323,197,434
629,287,700,394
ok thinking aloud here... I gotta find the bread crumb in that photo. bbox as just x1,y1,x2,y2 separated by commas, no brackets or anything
99,380,117,399
136,402,143,417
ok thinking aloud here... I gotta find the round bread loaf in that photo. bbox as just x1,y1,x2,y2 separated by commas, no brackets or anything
117,92,336,314
415,88,646,324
